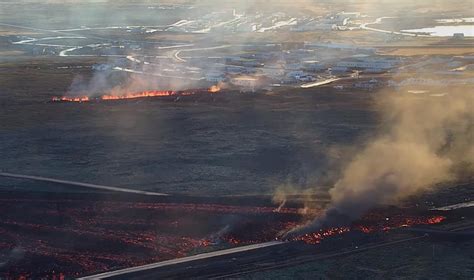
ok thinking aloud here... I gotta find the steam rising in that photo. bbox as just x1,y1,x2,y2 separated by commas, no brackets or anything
286,90,474,237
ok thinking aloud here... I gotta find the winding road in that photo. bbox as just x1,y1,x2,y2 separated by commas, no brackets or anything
360,17,430,37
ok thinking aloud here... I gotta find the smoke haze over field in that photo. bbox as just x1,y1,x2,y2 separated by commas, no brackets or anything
3,0,473,235
285,90,474,237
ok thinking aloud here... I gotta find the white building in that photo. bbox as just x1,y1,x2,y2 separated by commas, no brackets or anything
231,76,260,92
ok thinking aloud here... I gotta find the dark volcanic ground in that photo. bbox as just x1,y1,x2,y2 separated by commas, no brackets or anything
0,62,377,195
0,190,454,279
1,58,473,280
0,191,301,278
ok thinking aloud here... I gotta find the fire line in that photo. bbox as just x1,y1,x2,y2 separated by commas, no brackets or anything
52,86,221,103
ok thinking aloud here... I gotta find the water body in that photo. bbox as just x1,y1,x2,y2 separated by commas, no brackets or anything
402,25,474,37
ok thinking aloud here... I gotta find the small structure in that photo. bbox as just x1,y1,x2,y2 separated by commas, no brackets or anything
92,64,112,71
353,78,379,90
453,33,465,40
205,72,225,83
231,76,260,92
336,12,361,20
330,66,350,73
302,61,326,72
261,66,285,79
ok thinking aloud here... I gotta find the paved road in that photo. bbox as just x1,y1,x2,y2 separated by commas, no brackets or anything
79,233,435,279
300,78,340,88
433,199,474,211
360,17,429,37
0,172,168,196
78,241,283,279
207,236,427,279
171,45,232,63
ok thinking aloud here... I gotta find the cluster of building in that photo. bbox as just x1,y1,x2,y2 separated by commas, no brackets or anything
291,12,361,32
138,10,363,34
190,43,402,91
100,39,406,92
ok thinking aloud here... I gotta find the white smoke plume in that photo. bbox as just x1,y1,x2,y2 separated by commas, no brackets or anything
285,89,474,238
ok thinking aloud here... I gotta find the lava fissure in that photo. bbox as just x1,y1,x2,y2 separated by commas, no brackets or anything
52,86,221,103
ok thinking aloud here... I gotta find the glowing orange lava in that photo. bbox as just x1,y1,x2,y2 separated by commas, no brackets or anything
208,85,221,93
0,194,448,279
101,90,176,100
294,227,351,244
52,96,90,102
52,86,221,103
353,215,446,234
427,216,446,224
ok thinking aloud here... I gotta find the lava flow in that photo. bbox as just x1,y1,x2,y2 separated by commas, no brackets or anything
208,85,221,93
0,194,446,279
52,86,221,103
101,90,175,100
52,96,90,102
287,214,446,245
219,213,446,246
